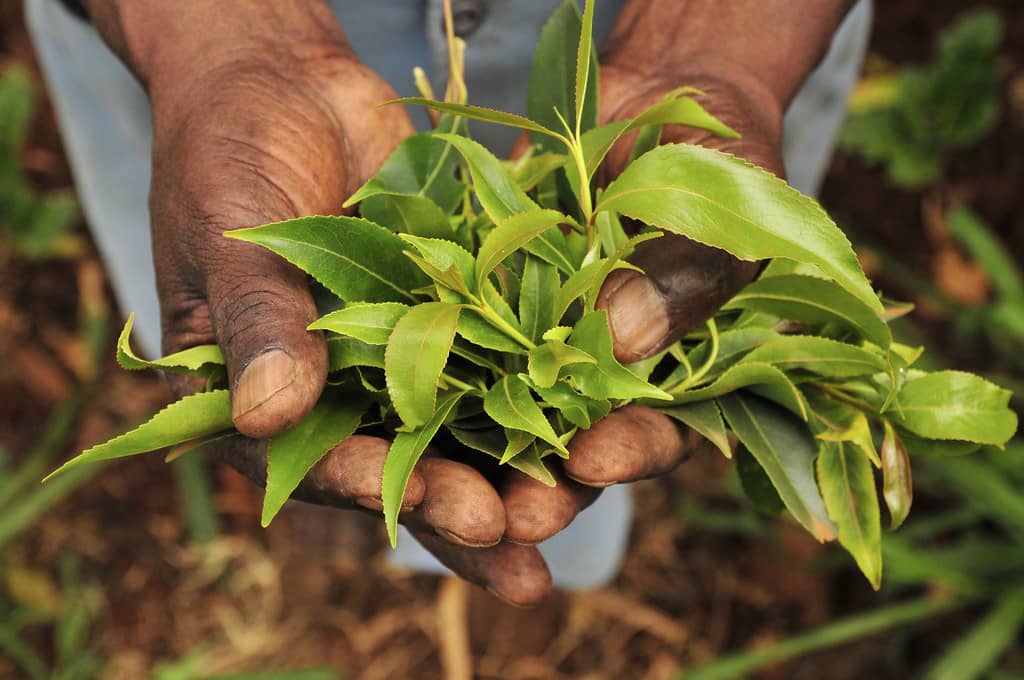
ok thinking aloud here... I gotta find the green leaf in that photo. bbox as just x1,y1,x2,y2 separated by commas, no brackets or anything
735,444,785,514
893,371,1017,445
717,393,836,541
566,311,672,401
743,335,887,378
326,336,385,371
573,0,597,135
358,193,453,240
659,401,731,458
725,274,891,348
500,428,536,464
116,314,224,375
523,227,578,273
261,395,367,526
45,391,233,480
483,375,568,455
308,303,409,345
555,232,662,318
923,586,1024,680
344,132,463,213
817,441,883,588
226,216,424,303
391,98,563,141
809,393,880,466
475,209,565,287
432,133,538,222
898,430,981,458
598,145,882,313
527,0,598,152
384,302,462,429
881,420,912,530
447,423,557,486
456,308,527,353
509,153,568,191
577,95,739,190
671,362,806,420
399,234,477,297
528,339,596,388
518,254,560,342
556,257,612,318
529,379,610,430
383,391,465,547
681,327,780,381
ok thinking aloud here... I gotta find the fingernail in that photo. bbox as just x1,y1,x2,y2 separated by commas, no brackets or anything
232,349,297,420
603,272,670,361
355,496,384,512
436,527,501,548
485,586,531,609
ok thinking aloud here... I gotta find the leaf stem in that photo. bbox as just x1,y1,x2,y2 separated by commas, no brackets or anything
667,318,719,395
438,373,481,394
474,302,536,350
813,383,878,415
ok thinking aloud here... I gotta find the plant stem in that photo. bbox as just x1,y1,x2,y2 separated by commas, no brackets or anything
439,373,481,394
666,319,719,395
678,594,966,680
474,303,536,350
813,382,878,414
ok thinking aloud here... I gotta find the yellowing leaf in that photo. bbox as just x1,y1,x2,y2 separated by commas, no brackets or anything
881,420,913,530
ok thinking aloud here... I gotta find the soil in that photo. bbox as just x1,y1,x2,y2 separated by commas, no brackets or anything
1,1,1022,678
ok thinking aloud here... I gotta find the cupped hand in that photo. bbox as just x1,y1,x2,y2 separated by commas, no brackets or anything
499,61,788,548
149,37,549,605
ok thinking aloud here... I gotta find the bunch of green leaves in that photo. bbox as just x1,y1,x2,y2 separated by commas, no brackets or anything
0,64,80,259
839,8,1004,188
46,0,1016,588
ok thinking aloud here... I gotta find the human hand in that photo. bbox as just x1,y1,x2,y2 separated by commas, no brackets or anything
497,56,787,550
122,4,550,605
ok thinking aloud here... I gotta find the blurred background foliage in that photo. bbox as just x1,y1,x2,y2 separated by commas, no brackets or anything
1,1,1023,679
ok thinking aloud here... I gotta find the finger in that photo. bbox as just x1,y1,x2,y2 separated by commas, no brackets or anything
410,531,552,607
565,405,693,487
202,243,329,440
403,457,506,548
501,464,601,546
596,237,760,363
216,433,427,512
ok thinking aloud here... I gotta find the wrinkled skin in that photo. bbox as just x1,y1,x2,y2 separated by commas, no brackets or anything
85,0,846,606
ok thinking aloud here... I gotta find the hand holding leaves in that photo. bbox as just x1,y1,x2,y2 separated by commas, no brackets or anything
49,0,1017,596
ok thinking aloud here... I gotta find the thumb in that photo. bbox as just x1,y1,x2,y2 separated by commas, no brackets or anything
205,243,328,439
596,235,759,363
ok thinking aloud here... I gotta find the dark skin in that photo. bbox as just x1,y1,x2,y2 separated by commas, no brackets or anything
83,0,854,605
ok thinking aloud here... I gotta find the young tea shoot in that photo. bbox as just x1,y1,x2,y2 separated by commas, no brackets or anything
48,0,1017,589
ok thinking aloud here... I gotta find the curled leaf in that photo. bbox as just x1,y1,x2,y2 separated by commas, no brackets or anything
881,420,913,530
